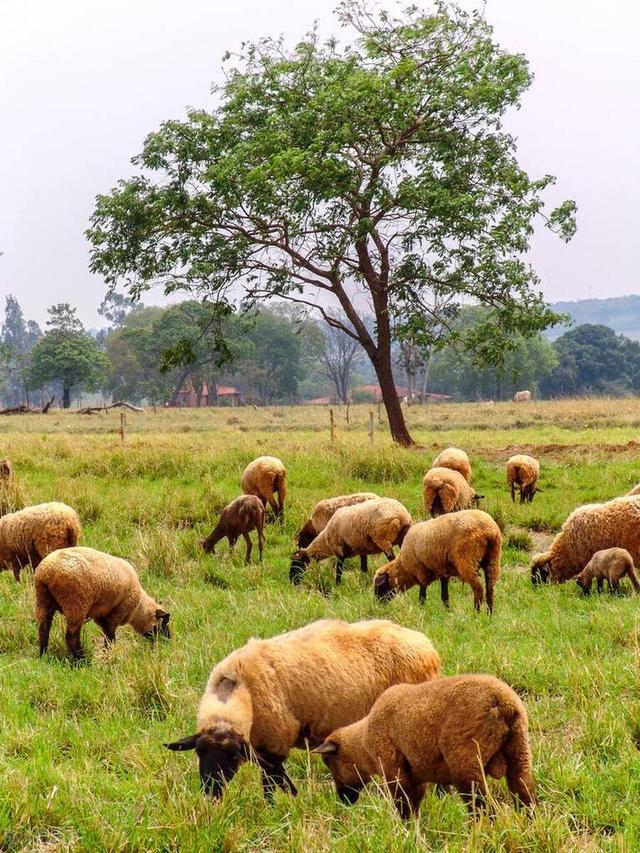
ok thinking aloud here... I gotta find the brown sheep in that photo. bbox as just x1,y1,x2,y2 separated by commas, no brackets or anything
0,458,23,517
35,546,170,660
0,502,81,581
241,456,287,519
374,510,502,613
202,495,265,564
315,674,535,818
422,467,480,516
164,618,441,799
431,447,472,483
506,454,541,504
296,492,379,548
575,547,640,594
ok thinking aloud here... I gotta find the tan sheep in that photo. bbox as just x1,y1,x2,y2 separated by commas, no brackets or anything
422,467,480,516
374,509,502,613
531,495,640,584
431,447,472,483
513,390,532,402
289,498,412,586
201,495,265,563
296,492,379,548
34,546,170,660
241,456,287,519
506,454,541,504
314,674,535,818
164,617,441,799
575,547,640,594
0,501,81,581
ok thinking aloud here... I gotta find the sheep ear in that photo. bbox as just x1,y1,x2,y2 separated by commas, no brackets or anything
164,734,198,751
313,740,339,756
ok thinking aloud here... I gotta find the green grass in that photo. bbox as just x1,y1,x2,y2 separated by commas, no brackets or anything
2,401,640,851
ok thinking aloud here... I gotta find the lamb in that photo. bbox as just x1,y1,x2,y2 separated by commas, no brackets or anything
531,495,640,584
0,501,81,581
201,495,265,564
289,498,412,586
296,492,379,548
314,674,535,818
241,456,287,519
374,509,502,613
575,547,640,594
34,546,170,660
164,617,441,799
422,467,480,516
431,447,472,483
506,454,541,504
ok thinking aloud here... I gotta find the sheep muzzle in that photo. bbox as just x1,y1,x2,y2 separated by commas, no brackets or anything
337,782,362,805
289,554,309,585
374,571,396,601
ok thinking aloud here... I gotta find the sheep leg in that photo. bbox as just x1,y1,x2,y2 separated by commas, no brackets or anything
510,483,516,503
440,578,449,608
266,496,279,519
419,586,426,604
256,752,297,799
383,549,395,562
483,567,494,614
95,617,117,647
387,774,422,819
10,556,23,582
38,609,55,656
467,576,484,612
626,565,640,592
257,520,265,562
65,621,85,661
454,778,488,815
243,532,253,564
596,577,604,594
335,558,346,586
610,578,620,594
504,723,536,807
360,555,368,573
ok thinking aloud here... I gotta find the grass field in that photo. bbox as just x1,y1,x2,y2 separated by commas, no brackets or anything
2,399,640,852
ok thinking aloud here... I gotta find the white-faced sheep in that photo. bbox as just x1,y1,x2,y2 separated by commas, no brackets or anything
431,447,472,483
506,454,541,504
34,546,170,660
0,502,81,581
241,456,287,519
289,498,412,586
202,495,265,563
296,492,379,548
422,467,480,516
314,674,535,818
531,495,640,584
374,509,502,613
164,618,441,799
575,547,640,594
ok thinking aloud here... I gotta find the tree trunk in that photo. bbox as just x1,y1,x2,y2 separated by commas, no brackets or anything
420,348,433,403
373,356,414,447
62,385,71,409
169,367,191,407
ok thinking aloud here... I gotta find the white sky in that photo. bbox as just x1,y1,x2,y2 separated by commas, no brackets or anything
1,0,638,328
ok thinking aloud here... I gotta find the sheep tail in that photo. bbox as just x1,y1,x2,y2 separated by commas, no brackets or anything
627,564,640,592
503,716,536,807
275,473,287,513
482,532,502,583
67,523,79,548
34,577,57,621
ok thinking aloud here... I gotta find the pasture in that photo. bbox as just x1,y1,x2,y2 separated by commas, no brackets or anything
1,400,640,852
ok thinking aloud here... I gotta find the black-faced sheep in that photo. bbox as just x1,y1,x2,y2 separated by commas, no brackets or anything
0,502,81,581
295,492,379,549
241,456,287,519
289,498,412,586
506,454,541,504
431,447,472,483
422,467,480,516
374,509,502,613
202,495,265,564
35,546,170,660
164,618,441,799
575,547,640,594
531,495,640,584
315,674,534,818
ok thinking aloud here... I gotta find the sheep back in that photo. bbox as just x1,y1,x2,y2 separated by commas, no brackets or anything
422,467,475,515
307,498,412,560
297,492,379,547
431,448,472,483
0,501,81,576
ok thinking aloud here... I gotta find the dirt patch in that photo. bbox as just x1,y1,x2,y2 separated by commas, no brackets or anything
479,440,640,461
530,531,554,553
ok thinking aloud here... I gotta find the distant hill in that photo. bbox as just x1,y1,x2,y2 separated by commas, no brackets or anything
547,295,640,340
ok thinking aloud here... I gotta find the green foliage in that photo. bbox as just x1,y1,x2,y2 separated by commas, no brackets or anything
0,295,42,405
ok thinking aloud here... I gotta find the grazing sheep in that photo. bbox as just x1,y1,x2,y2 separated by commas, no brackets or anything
241,456,287,519
164,618,441,799
35,546,170,660
431,448,472,483
314,674,535,818
374,510,502,613
506,454,541,504
422,467,480,516
575,547,640,594
296,492,379,548
289,498,412,586
531,495,640,584
0,502,81,581
513,390,532,402
202,495,265,564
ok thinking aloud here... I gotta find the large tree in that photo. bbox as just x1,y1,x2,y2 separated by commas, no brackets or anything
88,0,575,445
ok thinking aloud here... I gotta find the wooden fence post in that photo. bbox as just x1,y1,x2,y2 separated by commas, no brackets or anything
330,408,336,443
120,412,127,445
369,410,375,444
346,401,350,424
377,402,382,425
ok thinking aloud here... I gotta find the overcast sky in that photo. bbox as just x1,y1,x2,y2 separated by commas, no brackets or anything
1,0,638,328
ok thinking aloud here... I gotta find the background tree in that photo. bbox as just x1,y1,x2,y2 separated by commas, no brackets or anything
0,296,43,405
318,313,360,403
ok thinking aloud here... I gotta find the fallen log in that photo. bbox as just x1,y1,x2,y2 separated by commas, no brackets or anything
0,396,55,415
77,400,144,415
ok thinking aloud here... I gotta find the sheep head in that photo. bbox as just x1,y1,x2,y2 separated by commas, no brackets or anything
289,550,310,584
531,553,551,585
295,520,317,549
373,563,398,601
313,735,368,805
165,725,250,798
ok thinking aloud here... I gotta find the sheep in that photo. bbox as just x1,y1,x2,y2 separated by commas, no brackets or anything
531,495,640,584
314,673,535,818
0,458,23,517
506,454,541,504
431,447,472,483
374,509,502,613
202,495,265,564
34,546,170,660
513,390,532,402
164,617,441,799
422,467,480,516
0,501,81,581
296,492,379,548
241,456,287,519
0,458,14,480
289,498,412,586
575,547,640,594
